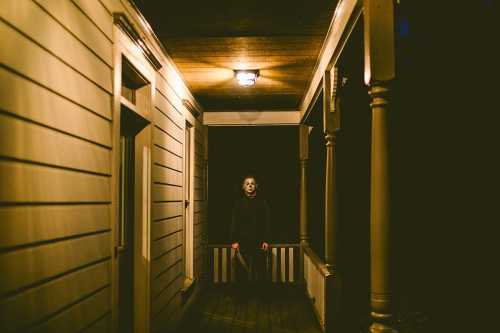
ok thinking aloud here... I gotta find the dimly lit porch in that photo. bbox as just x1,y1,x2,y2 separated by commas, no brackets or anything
1,0,496,332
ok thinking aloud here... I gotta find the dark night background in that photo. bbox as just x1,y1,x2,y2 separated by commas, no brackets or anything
374,2,498,332
208,126,299,244
393,2,498,332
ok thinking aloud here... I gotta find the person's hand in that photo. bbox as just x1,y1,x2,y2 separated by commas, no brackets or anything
261,242,269,251
231,242,239,249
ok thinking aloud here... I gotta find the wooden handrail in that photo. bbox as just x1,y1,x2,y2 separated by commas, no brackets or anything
208,243,299,249
303,244,331,277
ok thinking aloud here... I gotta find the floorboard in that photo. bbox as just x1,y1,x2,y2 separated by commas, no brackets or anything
178,285,322,333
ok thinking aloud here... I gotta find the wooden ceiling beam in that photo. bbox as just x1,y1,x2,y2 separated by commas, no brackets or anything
299,0,362,122
203,111,300,126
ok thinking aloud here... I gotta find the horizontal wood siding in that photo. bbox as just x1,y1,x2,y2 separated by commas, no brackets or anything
32,0,113,66
0,1,113,332
193,123,207,280
80,312,112,333
113,2,206,331
1,0,206,332
0,261,110,330
112,5,207,330
34,289,111,333
0,161,110,203
150,55,207,333
0,114,111,175
0,0,112,93
0,68,112,148
150,68,185,332
0,205,110,248
0,20,111,119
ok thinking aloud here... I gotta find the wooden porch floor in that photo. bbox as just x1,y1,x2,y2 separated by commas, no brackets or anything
179,285,322,333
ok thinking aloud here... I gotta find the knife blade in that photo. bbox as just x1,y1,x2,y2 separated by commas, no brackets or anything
236,250,250,272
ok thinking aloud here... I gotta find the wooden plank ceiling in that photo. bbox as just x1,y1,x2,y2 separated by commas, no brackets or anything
133,0,338,111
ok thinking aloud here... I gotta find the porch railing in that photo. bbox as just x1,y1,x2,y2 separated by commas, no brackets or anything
208,243,337,332
303,244,336,331
208,243,300,284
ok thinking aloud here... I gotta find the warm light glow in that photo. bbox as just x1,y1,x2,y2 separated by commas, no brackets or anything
235,70,259,86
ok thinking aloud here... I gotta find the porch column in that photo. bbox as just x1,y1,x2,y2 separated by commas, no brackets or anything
299,125,309,246
323,69,340,271
364,1,397,332
299,124,309,282
203,127,209,285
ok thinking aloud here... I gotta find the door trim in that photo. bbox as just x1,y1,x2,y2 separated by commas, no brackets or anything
111,24,156,333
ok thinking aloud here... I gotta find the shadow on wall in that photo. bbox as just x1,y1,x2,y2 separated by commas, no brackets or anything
208,126,299,244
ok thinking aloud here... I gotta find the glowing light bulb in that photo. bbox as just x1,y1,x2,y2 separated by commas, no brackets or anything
234,70,259,86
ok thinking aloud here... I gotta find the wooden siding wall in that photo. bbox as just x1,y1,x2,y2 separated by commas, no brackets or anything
0,0,207,332
150,70,207,333
193,125,207,280
0,0,113,331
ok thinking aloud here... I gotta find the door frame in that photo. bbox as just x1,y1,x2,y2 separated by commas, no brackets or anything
184,121,195,284
111,23,156,333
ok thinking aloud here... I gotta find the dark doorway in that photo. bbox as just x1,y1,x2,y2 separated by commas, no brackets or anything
118,105,149,333
118,108,136,333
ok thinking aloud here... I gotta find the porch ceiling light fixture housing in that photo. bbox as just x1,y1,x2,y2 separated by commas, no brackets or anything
234,69,259,86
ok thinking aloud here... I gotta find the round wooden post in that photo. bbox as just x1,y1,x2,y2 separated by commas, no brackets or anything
369,83,396,332
364,0,397,331
299,125,309,284
323,69,342,331
323,70,339,271
203,127,209,286
299,125,310,246
324,132,337,270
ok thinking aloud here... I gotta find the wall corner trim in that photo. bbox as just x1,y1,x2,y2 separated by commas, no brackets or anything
183,99,201,118
113,12,162,71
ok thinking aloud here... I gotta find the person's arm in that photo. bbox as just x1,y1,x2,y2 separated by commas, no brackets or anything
261,199,271,250
230,201,239,249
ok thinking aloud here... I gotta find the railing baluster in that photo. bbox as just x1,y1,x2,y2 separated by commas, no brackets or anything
209,244,299,284
272,247,277,283
280,247,285,283
213,247,219,283
221,247,227,283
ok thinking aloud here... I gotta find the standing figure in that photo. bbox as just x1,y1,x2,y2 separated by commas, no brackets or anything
230,175,271,287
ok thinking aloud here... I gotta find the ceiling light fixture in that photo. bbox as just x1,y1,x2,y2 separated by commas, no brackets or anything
234,69,259,86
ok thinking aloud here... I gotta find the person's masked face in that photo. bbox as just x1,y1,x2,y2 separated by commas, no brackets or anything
242,178,256,196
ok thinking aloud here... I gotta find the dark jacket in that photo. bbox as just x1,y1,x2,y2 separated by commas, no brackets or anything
230,195,271,250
